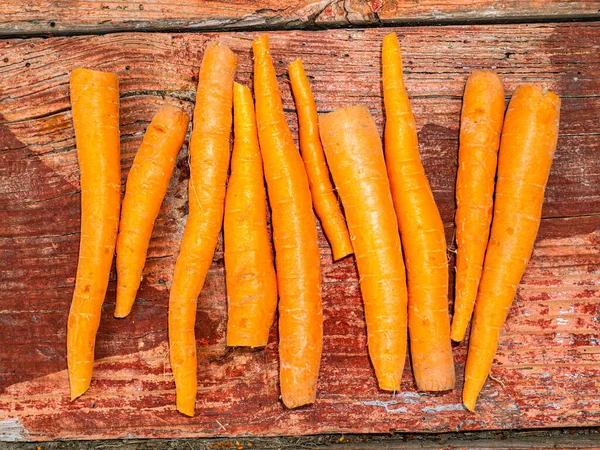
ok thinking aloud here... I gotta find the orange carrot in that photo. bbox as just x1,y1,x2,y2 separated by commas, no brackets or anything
252,34,322,408
451,71,505,342
463,85,560,411
115,103,189,318
319,105,408,391
382,33,455,391
225,82,278,347
169,42,237,416
288,59,353,261
67,68,120,400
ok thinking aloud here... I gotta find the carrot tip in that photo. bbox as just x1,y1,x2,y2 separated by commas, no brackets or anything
463,399,476,412
450,326,466,342
69,383,88,401
177,402,195,417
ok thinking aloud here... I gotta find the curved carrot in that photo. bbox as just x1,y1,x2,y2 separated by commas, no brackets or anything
319,105,408,391
463,85,560,411
225,82,278,347
382,33,455,391
288,59,353,261
115,103,189,318
252,34,322,409
67,68,120,400
169,42,237,416
451,71,505,342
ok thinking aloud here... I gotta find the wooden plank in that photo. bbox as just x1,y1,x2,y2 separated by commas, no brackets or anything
0,24,599,441
4,429,600,449
0,0,598,36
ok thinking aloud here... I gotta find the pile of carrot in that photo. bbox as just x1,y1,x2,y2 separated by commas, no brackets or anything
66,32,560,415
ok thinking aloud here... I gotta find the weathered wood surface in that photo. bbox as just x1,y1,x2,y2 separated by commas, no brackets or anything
7,428,600,449
0,23,599,441
0,0,598,35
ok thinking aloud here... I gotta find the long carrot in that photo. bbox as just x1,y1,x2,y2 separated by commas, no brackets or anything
382,33,455,391
67,68,120,400
463,85,560,411
252,34,323,408
451,71,505,342
115,103,189,318
169,42,237,416
225,82,278,347
319,105,408,391
288,59,353,261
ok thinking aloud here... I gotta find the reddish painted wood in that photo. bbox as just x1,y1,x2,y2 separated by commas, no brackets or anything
0,24,599,441
0,0,598,36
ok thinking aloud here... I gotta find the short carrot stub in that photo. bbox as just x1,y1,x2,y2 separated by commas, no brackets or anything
253,34,323,409
382,33,455,392
319,105,408,391
451,71,505,342
225,82,278,348
115,102,189,318
463,85,560,411
288,59,353,261
67,68,120,400
168,42,237,416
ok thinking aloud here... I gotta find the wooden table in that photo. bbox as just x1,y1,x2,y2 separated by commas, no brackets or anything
1,1,599,444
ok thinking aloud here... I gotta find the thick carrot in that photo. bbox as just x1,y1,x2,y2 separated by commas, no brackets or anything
67,68,120,400
115,103,189,318
319,105,408,391
463,85,560,411
169,42,237,416
288,59,353,261
225,82,278,347
382,33,455,391
451,71,505,342
252,34,322,408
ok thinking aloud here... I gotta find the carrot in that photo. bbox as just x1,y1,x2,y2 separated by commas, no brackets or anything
169,42,237,416
288,59,353,261
319,105,408,391
67,68,120,400
451,71,506,342
115,103,190,318
225,82,278,347
252,34,322,408
463,85,560,411
382,33,455,391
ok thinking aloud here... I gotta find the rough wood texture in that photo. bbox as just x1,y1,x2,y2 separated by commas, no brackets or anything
0,0,598,35
0,24,599,441
7,428,600,449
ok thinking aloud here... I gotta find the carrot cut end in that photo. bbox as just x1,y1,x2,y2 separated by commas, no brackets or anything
331,247,353,262
282,394,316,409
377,378,400,392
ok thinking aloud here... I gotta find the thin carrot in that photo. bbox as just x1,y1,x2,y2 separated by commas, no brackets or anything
463,85,560,411
288,59,353,261
115,103,189,318
225,82,278,347
252,34,322,409
451,71,505,342
319,105,408,391
382,33,455,391
169,42,237,416
67,68,120,400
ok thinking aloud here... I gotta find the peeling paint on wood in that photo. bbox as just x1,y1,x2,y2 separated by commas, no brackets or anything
0,24,599,441
0,419,29,442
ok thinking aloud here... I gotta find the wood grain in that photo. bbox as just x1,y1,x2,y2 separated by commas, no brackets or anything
0,24,599,441
0,0,598,36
